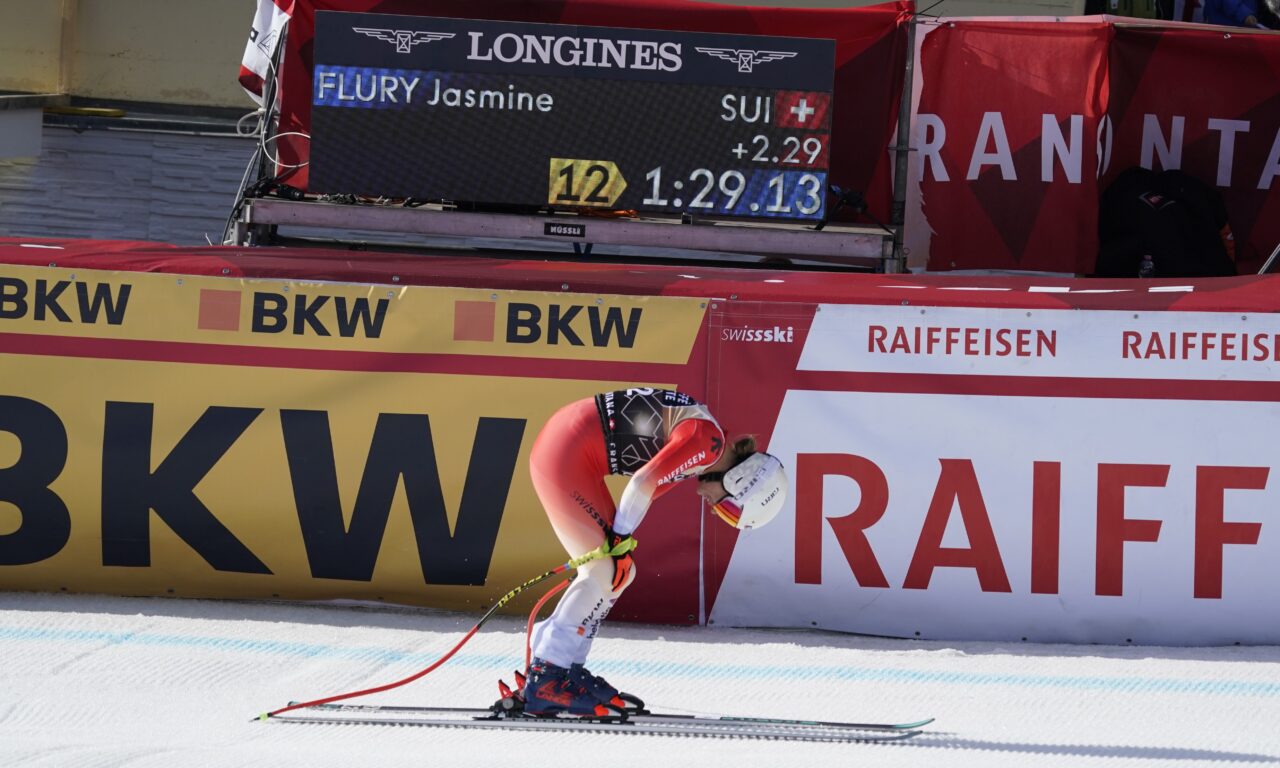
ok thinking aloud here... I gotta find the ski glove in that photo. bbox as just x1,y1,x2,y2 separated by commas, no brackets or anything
605,531,637,592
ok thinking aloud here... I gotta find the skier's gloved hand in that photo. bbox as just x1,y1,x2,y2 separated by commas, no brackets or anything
605,531,637,592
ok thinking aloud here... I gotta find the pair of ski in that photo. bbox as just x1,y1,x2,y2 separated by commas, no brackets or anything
271,700,934,743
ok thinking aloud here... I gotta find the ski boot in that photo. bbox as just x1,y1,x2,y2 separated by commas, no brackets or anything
520,657,626,720
569,663,647,714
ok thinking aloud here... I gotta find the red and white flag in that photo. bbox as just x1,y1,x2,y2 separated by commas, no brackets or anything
238,0,294,105
774,91,831,130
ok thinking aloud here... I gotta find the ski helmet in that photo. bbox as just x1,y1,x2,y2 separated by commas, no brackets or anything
711,452,788,530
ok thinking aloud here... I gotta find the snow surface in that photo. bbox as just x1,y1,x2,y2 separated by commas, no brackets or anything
2,591,1279,768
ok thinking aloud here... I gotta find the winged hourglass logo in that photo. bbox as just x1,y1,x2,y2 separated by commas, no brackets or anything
352,27,456,54
694,47,797,73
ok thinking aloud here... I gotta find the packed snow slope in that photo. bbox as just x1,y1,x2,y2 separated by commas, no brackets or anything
2,591,1278,767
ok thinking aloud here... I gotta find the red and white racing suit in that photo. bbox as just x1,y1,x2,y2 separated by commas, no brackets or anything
528,388,725,668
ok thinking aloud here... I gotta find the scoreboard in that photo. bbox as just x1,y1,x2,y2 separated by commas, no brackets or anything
308,13,836,222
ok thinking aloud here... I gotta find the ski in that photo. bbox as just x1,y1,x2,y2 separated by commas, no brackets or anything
291,701,933,732
269,707,921,742
271,701,931,742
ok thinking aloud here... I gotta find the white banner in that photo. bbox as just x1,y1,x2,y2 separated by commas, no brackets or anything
799,303,1280,383
713,303,1280,645
713,391,1279,644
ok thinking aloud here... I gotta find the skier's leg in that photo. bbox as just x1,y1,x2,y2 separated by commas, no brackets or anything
523,398,631,715
526,399,630,669
564,561,646,712
531,559,633,666
526,558,639,713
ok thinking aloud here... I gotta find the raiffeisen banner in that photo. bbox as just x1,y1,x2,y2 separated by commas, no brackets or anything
710,302,1280,645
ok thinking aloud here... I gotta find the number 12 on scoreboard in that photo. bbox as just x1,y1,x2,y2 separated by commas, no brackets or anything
548,158,628,208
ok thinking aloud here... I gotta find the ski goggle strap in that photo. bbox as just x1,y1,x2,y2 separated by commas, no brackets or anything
712,497,742,528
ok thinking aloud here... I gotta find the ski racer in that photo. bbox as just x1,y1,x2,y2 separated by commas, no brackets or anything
522,387,789,718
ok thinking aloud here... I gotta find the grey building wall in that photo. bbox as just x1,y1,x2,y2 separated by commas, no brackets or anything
0,124,590,253
0,126,253,245
0,124,484,250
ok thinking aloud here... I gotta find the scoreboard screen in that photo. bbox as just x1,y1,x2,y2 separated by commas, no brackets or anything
308,13,835,221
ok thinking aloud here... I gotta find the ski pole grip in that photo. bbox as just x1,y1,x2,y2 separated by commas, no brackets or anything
607,535,637,556
567,534,638,570
567,547,607,569
568,535,631,569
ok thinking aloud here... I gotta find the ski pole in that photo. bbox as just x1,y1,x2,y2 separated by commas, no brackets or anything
255,543,615,720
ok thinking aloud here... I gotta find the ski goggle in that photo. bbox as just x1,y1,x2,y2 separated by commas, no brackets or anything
700,472,740,526
711,497,742,528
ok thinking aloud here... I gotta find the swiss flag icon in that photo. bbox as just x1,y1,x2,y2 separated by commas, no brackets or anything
774,91,830,129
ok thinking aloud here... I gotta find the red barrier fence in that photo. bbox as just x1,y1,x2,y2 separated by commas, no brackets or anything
910,18,1280,275
5,237,1280,643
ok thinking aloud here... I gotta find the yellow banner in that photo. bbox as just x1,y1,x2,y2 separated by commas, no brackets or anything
0,265,705,610
0,263,704,362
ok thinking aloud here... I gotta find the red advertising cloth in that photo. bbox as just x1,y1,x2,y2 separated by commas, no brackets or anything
915,18,1280,276
243,0,911,225
1106,26,1280,276
916,21,1111,274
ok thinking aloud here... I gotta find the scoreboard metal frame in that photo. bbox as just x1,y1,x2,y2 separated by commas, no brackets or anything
231,197,892,271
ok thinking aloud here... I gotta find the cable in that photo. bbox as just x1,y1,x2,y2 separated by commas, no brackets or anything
236,108,265,137
260,130,311,170
255,546,608,720
223,23,289,244
248,36,311,171
220,142,264,245
915,0,949,17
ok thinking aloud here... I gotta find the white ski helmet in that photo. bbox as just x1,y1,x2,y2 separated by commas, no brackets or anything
711,452,788,530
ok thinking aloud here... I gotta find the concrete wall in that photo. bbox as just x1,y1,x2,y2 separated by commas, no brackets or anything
0,0,256,108
0,0,1085,109
69,0,253,107
0,0,67,94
